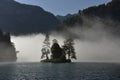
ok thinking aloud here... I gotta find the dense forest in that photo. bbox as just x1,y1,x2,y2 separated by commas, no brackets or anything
62,0,120,26
0,29,17,62
58,0,120,36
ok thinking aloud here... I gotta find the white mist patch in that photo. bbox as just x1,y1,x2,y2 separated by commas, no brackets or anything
11,34,65,62
10,17,120,63
75,39,120,62
11,34,44,62
11,33,120,63
11,17,120,63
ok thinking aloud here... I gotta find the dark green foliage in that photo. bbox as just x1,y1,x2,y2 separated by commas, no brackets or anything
41,35,77,63
0,29,17,62
62,0,120,26
81,0,120,20
62,39,77,59
58,0,120,36
41,34,50,59
51,43,63,59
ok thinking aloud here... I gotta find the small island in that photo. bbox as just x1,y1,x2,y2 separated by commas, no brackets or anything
40,34,77,63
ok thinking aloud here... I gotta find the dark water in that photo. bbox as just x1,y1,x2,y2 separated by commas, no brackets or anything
0,62,120,80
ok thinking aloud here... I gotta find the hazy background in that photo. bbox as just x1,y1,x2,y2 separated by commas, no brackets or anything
7,0,120,62
11,18,120,62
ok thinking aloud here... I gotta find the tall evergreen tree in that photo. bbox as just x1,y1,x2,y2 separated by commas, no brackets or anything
62,39,77,60
41,34,50,60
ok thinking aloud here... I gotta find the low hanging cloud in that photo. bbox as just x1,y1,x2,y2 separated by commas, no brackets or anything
11,34,66,62
11,17,120,63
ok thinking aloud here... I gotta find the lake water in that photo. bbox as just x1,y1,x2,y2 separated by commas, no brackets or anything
0,62,120,80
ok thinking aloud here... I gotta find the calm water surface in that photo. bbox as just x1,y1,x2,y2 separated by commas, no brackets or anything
0,62,120,80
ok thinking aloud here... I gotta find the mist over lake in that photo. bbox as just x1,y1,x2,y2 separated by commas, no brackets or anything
11,31,120,63
0,0,120,80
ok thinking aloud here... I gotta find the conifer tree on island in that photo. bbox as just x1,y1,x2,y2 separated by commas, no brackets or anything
62,39,77,60
41,35,77,63
41,34,50,60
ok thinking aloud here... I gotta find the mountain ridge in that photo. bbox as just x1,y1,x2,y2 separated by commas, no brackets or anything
57,0,120,37
62,0,120,26
0,0,60,35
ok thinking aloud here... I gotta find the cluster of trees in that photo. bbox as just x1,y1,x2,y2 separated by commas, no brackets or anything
0,29,17,62
62,0,120,26
59,0,120,36
41,34,50,60
62,39,77,59
41,35,77,61
82,0,120,20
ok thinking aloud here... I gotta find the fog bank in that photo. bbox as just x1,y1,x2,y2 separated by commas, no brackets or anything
11,18,120,63
11,34,120,63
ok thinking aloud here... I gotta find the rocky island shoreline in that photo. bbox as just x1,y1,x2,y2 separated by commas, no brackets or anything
41,59,71,63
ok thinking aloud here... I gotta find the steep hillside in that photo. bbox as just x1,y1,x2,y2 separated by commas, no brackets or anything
0,29,17,62
60,0,120,36
0,0,60,35
63,0,120,26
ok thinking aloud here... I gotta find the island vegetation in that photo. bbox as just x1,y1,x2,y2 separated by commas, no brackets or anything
0,29,17,62
41,34,77,63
